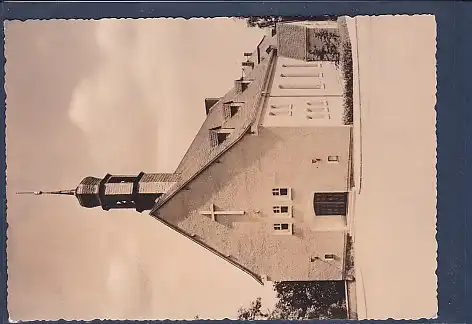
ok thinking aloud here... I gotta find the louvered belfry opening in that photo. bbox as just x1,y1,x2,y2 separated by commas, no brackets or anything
313,192,348,216
73,172,179,212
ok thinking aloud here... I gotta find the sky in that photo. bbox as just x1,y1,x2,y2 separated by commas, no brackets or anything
5,18,276,320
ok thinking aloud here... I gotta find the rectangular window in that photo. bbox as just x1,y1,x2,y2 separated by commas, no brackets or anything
279,83,324,90
270,104,291,109
272,187,292,199
272,205,292,217
306,100,329,113
272,223,292,235
328,155,339,163
273,206,289,213
306,107,328,113
282,63,322,68
269,104,293,117
324,254,336,260
307,100,328,106
280,72,323,78
306,113,326,120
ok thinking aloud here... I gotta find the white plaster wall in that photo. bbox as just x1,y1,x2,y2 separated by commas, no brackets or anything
261,56,344,127
157,126,351,281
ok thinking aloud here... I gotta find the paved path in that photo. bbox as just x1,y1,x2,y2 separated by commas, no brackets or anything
348,15,437,320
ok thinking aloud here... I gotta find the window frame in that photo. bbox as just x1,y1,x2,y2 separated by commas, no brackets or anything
272,222,293,235
313,192,348,216
271,187,292,200
268,104,293,117
278,83,325,90
209,127,235,147
327,155,340,163
272,204,293,218
324,254,336,261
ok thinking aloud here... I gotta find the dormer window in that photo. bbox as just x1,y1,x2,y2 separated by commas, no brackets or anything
223,101,242,121
235,78,252,93
209,127,234,148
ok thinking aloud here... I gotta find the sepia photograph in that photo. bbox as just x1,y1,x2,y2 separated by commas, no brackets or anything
5,15,437,320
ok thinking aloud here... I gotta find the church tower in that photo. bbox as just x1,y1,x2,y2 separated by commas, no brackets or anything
17,172,180,213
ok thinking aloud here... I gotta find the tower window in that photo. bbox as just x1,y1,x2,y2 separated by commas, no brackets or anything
107,176,136,183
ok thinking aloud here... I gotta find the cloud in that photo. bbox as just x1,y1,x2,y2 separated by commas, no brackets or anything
68,18,266,174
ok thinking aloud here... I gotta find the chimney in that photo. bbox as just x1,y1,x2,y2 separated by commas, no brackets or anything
242,61,255,69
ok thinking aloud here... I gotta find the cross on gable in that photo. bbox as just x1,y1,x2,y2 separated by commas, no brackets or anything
199,203,245,221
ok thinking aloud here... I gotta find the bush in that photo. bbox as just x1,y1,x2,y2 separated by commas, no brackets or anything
341,39,354,125
344,234,355,278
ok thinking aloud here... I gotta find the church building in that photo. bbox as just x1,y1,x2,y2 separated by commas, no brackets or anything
23,21,353,285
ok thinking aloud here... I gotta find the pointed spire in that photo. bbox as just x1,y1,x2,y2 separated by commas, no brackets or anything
16,189,76,196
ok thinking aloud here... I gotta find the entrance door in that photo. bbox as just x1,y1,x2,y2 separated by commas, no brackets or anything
314,192,348,216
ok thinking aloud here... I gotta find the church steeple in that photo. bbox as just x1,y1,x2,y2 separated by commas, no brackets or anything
17,172,179,213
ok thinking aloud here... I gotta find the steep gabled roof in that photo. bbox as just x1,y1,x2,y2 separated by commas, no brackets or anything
149,35,277,215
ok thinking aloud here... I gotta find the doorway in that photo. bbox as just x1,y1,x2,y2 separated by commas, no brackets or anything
313,192,348,216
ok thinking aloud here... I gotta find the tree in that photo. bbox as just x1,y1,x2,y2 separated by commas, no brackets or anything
237,281,347,320
237,297,269,320
307,29,341,64
241,16,339,29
